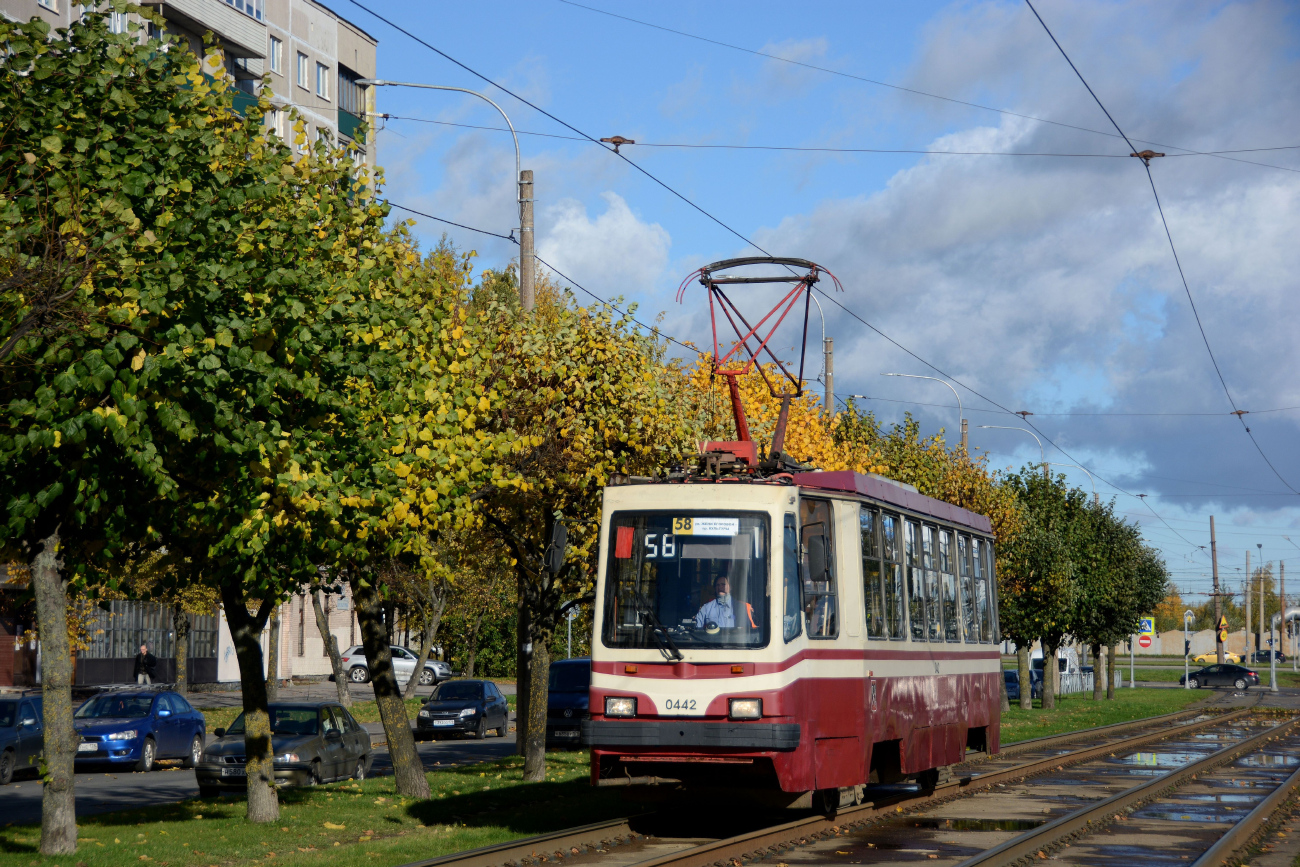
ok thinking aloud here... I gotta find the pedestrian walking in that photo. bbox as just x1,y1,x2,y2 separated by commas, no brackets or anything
134,643,157,685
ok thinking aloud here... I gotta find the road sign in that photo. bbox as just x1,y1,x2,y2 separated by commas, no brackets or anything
1217,616,1229,632
1139,634,1152,649
1219,629,1228,642
1139,617,1155,637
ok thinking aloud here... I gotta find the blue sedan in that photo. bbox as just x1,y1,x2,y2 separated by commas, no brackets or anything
73,691,206,772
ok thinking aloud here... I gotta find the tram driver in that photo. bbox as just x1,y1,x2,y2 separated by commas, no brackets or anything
694,576,757,631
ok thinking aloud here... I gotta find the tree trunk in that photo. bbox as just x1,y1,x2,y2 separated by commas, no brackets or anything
266,605,280,702
1042,642,1057,710
174,608,190,696
352,573,429,798
1106,644,1118,699
523,638,550,782
403,577,448,700
515,586,530,756
220,583,279,823
1017,645,1032,710
312,591,352,707
31,530,76,855
1090,642,1103,700
464,610,485,678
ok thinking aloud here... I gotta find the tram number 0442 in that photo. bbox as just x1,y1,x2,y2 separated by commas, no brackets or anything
664,698,697,712
644,533,676,558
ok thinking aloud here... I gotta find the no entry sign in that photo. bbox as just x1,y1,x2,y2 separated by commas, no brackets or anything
1138,634,1153,649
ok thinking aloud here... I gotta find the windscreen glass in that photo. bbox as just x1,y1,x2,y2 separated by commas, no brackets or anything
227,707,320,736
603,512,770,651
75,695,153,719
549,665,591,692
432,682,484,701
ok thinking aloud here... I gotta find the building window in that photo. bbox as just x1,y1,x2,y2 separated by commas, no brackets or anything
38,0,57,9
108,11,126,33
269,36,282,74
297,52,309,89
316,62,329,100
224,0,263,21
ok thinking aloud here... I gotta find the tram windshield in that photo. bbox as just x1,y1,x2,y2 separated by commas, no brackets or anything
602,512,770,653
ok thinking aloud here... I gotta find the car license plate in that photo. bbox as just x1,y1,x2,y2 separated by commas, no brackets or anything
432,719,454,727
77,742,97,752
555,731,579,738
221,767,246,777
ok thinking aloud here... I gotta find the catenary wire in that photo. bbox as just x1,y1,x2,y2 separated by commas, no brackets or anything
1024,0,1299,497
554,0,1300,176
847,394,1300,417
355,0,1253,560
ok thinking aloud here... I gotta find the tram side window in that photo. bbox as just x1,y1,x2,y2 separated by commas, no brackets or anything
800,499,838,639
860,508,884,639
981,540,996,642
922,525,943,641
959,534,978,644
905,520,926,640
881,513,905,639
973,538,991,643
783,515,802,643
939,529,960,642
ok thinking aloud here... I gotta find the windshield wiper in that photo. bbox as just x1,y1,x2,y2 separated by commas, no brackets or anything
631,592,683,662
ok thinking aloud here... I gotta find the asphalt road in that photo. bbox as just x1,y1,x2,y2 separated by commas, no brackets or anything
3,723,522,828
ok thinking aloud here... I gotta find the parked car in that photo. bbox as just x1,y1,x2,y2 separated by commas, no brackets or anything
339,645,451,685
0,695,43,785
1180,664,1261,689
1003,669,1020,702
195,702,371,796
547,658,590,747
73,690,206,772
1191,651,1242,664
1249,649,1286,664
415,679,508,740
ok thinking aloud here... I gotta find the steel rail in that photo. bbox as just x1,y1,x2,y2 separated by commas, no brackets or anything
1191,756,1300,866
623,709,1254,867
953,715,1300,867
394,818,637,867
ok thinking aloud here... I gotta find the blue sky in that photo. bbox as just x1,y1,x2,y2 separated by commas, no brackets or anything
321,0,1300,602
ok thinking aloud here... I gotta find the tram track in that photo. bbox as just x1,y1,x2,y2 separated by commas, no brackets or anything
396,699,1270,867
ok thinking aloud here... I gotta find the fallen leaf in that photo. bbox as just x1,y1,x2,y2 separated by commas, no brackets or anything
323,822,346,830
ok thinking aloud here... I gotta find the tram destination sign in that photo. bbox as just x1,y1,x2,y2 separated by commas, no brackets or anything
671,517,739,536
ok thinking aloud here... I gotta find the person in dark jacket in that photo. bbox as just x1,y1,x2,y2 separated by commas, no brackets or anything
134,643,157,685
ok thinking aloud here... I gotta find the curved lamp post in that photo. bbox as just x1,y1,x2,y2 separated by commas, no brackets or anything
883,373,965,449
978,425,1046,477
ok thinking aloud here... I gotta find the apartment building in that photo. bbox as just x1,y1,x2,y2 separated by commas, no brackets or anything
1,0,377,170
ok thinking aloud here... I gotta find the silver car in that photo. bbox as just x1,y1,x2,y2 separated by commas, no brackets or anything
339,646,451,685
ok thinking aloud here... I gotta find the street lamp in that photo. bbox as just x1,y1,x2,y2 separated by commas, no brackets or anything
977,425,1046,477
358,79,534,311
883,373,965,449
1046,462,1098,505
808,292,831,412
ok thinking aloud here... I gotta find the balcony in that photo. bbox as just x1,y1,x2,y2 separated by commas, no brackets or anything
140,0,265,59
338,108,363,141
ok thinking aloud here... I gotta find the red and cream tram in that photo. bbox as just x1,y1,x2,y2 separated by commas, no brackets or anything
582,257,1001,809
584,470,1000,806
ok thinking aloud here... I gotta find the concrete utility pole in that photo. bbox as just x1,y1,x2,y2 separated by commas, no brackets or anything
1211,516,1223,664
961,418,968,452
519,169,535,312
1245,549,1251,659
824,337,834,413
1258,544,1265,655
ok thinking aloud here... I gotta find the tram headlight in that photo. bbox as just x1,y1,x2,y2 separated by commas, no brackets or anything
605,697,637,717
728,698,762,720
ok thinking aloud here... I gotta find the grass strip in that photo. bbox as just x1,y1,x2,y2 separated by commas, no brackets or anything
0,751,619,867
1000,687,1208,744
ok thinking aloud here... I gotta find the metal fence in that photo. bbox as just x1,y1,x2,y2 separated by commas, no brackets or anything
82,601,218,660
1059,671,1095,695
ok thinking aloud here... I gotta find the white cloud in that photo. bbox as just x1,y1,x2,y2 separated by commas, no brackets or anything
538,192,671,297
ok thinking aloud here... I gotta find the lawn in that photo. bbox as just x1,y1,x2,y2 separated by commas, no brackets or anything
1000,687,1208,744
0,751,619,867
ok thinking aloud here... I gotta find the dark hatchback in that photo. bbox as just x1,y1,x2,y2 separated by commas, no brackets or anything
74,691,206,772
547,658,590,747
0,695,42,784
195,702,371,795
1249,649,1287,664
415,680,509,740
1180,664,1261,689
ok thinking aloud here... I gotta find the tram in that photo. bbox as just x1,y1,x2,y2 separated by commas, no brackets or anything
581,258,1001,810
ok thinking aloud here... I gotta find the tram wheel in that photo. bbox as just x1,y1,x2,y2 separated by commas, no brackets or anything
813,788,839,817
915,768,940,790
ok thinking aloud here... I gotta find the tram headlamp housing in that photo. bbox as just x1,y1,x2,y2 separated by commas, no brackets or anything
728,698,762,720
605,697,637,718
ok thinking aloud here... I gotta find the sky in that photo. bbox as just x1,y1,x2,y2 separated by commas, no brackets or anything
318,0,1300,602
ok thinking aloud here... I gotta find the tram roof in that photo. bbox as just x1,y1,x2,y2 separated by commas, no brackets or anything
791,471,994,535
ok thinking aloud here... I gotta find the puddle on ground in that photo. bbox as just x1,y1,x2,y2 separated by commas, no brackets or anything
1130,802,1252,823
1114,750,1215,768
1236,752,1299,768
905,817,1048,832
1170,792,1258,803
1074,840,1221,866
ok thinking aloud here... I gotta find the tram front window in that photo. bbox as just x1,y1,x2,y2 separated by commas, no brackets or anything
603,512,770,652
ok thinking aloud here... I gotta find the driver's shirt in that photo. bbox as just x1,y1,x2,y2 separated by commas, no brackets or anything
695,596,735,629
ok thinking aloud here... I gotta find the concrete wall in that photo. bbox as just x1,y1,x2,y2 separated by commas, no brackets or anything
217,589,358,682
